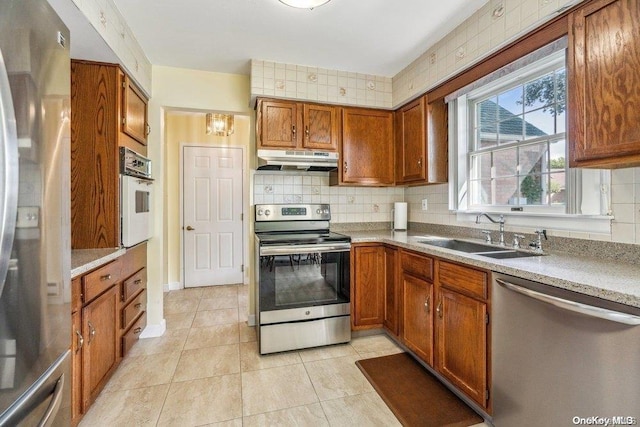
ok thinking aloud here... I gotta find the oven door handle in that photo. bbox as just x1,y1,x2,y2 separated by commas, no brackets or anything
260,243,351,256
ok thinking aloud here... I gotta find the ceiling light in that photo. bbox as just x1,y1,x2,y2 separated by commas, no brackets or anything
278,0,331,10
206,113,235,136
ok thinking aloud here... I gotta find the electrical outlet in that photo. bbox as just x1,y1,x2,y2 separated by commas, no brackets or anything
421,199,428,211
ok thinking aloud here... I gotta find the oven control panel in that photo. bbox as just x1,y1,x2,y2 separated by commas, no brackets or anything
255,204,331,221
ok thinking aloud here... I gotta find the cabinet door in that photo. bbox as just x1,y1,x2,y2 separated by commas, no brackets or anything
382,246,399,336
402,272,433,366
257,99,301,149
569,0,640,167
302,104,338,151
71,310,83,425
340,108,394,185
82,285,119,411
121,73,148,146
426,99,448,183
352,245,385,328
396,97,426,183
436,288,488,408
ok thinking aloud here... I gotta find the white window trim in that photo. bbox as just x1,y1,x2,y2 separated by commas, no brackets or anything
448,48,613,234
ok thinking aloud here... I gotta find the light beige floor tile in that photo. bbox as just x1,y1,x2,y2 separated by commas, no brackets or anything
298,343,358,362
304,355,374,401
164,287,205,301
242,403,329,427
237,290,248,307
192,308,239,327
240,341,302,372
164,297,200,315
355,347,404,360
239,324,257,343
173,344,240,382
238,306,249,322
350,334,403,356
157,374,242,426
104,351,181,392
241,364,318,416
184,323,239,350
321,392,401,427
79,384,168,427
202,285,239,299
202,419,243,427
127,328,189,357
164,312,195,330
199,295,239,311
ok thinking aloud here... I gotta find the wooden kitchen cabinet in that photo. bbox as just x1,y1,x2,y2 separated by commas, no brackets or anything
351,244,385,329
568,0,640,168
256,98,338,151
395,95,448,185
71,278,82,427
435,261,489,409
332,107,394,186
119,242,148,357
399,250,434,366
71,60,149,249
382,246,399,337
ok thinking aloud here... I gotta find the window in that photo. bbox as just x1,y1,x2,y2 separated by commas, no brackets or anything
448,44,611,232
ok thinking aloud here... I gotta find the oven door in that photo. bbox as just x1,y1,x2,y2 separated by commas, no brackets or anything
258,243,350,324
121,175,153,247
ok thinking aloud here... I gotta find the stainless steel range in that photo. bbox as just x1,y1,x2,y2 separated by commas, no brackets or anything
254,204,351,354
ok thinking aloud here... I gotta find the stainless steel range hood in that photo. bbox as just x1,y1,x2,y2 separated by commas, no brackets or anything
257,149,338,171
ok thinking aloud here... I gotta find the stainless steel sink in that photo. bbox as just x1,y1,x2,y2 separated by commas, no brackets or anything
417,238,543,259
417,239,506,253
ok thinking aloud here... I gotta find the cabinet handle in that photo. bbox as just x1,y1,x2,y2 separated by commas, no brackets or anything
424,296,430,313
134,279,142,285
145,123,151,136
436,300,443,318
343,161,348,174
418,157,422,167
88,321,96,344
292,125,296,135
75,330,84,353
134,327,142,334
305,126,309,139
100,274,112,281
134,303,142,309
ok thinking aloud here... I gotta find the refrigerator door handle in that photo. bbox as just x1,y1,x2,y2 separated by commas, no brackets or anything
0,46,19,299
37,374,64,427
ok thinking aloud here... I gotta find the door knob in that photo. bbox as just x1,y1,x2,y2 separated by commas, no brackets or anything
186,226,195,231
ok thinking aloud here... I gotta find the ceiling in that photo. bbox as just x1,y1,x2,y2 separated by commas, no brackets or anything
111,0,488,77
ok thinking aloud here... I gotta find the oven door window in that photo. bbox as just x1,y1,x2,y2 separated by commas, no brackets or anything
135,190,150,213
259,251,349,312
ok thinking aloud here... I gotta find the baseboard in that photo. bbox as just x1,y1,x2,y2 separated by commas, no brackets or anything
247,314,256,327
140,319,166,338
163,281,182,292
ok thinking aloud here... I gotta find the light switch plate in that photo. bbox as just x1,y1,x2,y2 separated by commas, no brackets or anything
421,199,428,211
16,206,39,228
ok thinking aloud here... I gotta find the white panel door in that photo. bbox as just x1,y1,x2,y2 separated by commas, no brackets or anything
183,146,243,287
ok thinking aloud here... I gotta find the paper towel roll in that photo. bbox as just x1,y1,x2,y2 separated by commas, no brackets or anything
393,202,407,230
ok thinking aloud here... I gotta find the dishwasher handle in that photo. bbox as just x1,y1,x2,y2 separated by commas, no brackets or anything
495,278,640,326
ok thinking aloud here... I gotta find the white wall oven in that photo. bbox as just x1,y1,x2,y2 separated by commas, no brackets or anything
120,147,153,247
255,204,351,354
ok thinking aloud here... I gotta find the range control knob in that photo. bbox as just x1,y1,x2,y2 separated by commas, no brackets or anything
257,209,264,216
324,209,329,214
264,210,271,216
316,209,322,214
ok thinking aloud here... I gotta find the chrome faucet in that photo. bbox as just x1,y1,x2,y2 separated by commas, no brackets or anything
529,229,547,253
476,213,505,246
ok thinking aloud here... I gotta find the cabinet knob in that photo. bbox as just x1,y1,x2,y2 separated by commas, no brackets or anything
88,321,96,344
436,300,443,318
134,327,142,334
343,161,348,174
100,274,112,281
305,126,310,138
75,330,84,353
292,125,296,135
418,157,422,167
135,303,143,309
424,296,430,313
145,123,151,137
134,279,142,285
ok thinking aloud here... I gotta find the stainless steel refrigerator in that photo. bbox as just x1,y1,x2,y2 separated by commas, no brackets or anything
0,0,71,424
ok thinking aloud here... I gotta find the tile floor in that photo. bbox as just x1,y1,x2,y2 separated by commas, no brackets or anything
80,284,490,427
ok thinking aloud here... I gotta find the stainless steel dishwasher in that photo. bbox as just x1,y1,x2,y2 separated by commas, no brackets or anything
492,273,640,426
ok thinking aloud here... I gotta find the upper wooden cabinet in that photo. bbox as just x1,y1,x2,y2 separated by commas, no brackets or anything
333,107,394,186
256,98,338,151
395,95,448,185
71,60,149,249
568,0,640,168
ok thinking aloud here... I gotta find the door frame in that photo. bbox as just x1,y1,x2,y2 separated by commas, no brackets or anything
179,143,247,288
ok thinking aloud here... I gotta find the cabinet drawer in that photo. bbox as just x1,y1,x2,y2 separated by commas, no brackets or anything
120,242,147,280
122,267,146,303
438,261,487,300
400,251,433,281
122,311,146,357
82,259,121,304
122,290,146,331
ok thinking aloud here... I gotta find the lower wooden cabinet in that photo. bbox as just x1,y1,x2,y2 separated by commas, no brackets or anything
382,246,399,336
401,271,434,366
351,244,385,329
71,300,82,426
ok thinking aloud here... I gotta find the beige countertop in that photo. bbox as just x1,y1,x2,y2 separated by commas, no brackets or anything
71,248,126,278
342,229,640,309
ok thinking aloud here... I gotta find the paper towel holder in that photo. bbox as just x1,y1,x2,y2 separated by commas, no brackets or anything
393,202,408,231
